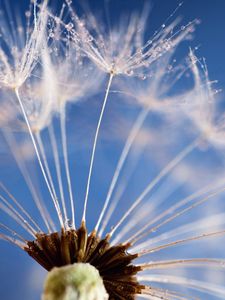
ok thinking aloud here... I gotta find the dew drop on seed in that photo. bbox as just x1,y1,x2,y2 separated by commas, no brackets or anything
140,74,146,80
25,11,31,18
164,42,171,50
17,26,23,34
65,219,73,228
66,22,74,31
87,36,93,42
126,70,134,76
79,21,85,27
54,17,60,24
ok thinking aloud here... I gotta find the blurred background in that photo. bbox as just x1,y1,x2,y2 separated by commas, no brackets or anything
1,0,225,299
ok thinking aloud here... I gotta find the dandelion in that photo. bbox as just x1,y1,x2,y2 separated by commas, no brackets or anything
1,1,225,300
60,1,199,225
183,49,225,149
64,1,196,77
0,0,48,90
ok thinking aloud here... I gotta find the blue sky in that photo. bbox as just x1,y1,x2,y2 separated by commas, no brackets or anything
88,0,225,86
1,1,225,300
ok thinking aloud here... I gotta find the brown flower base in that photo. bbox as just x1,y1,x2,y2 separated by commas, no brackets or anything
24,222,145,299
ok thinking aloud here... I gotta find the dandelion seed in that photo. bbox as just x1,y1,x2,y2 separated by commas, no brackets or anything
0,0,48,90
65,2,196,77
183,49,225,149
0,1,225,300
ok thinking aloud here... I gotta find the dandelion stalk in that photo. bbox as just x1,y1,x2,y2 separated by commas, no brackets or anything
82,73,114,222
1,1,225,300
2,130,54,232
109,137,201,237
48,123,68,226
15,88,64,228
95,107,150,233
60,106,76,229
35,132,58,201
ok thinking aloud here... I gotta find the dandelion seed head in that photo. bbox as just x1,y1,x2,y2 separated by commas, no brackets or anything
183,49,225,149
20,45,102,132
0,1,48,90
63,2,198,77
1,1,225,300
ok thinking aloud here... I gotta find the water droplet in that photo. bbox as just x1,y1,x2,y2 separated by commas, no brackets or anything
139,74,146,80
49,32,55,38
17,26,23,34
66,22,74,31
181,25,185,30
54,17,60,24
65,218,73,228
86,35,93,42
126,70,134,76
161,24,166,28
79,21,85,28
164,41,171,50
25,11,31,18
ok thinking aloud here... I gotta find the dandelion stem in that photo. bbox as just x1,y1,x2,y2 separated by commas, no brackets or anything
60,106,75,229
36,132,58,201
109,137,200,237
0,222,27,244
128,181,225,245
139,229,225,256
48,123,68,228
0,233,25,249
2,130,53,233
0,182,42,233
139,212,225,248
138,274,225,299
82,72,114,222
0,194,37,237
112,176,183,245
95,107,149,233
140,258,225,270
15,88,64,229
